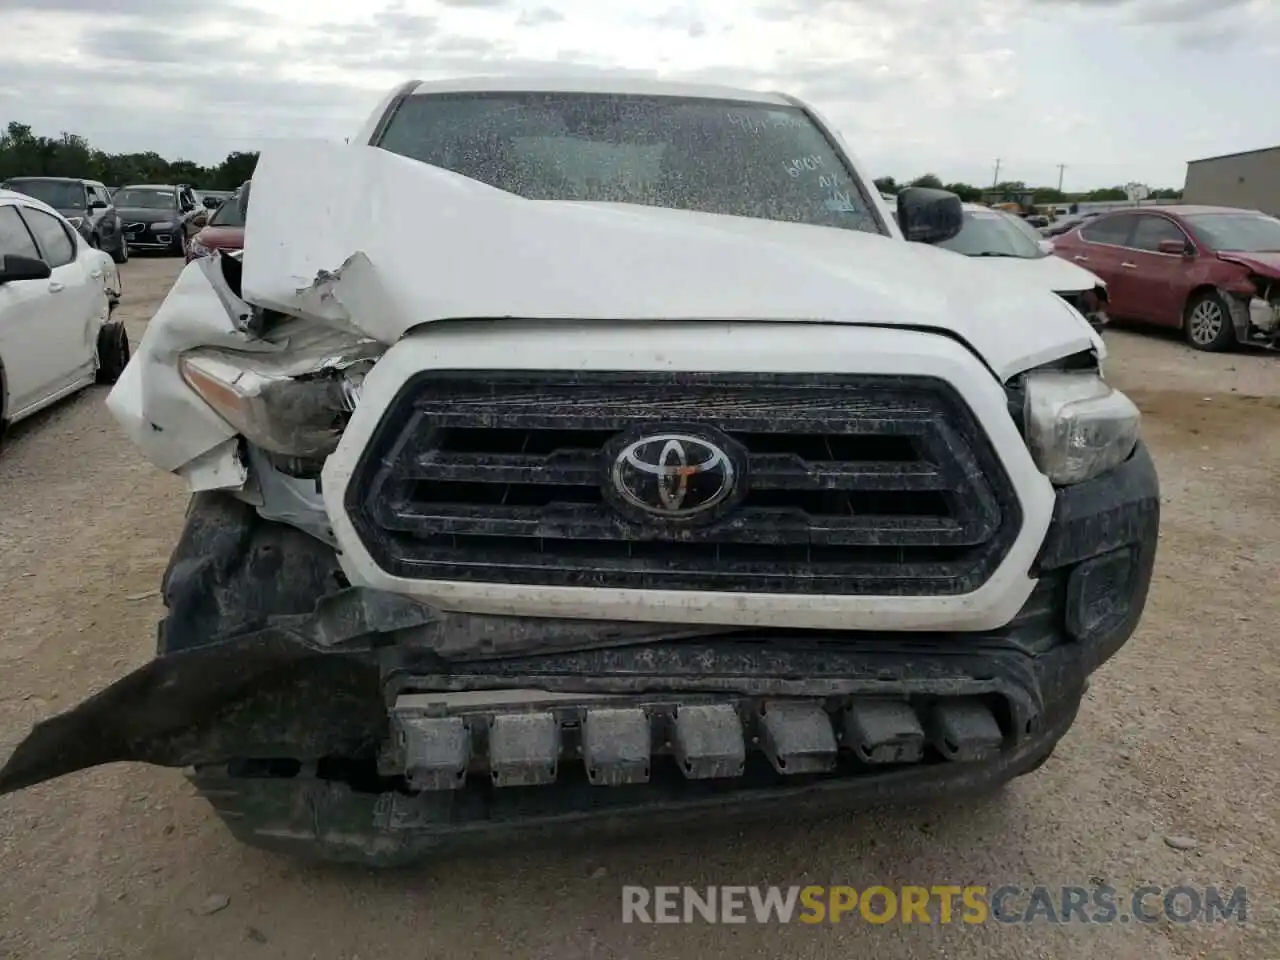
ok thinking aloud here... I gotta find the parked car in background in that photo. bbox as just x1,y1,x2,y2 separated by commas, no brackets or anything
0,189,130,440
1041,212,1101,238
112,183,198,255
194,189,233,210
179,205,212,251
1051,205,1280,351
185,183,248,262
937,204,1109,333
0,176,128,264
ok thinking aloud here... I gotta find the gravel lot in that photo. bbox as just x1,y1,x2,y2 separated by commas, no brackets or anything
0,257,1276,959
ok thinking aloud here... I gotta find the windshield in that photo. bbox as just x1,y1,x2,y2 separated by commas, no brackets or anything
377,92,883,234
937,208,1046,258
113,188,177,210
1184,212,1280,253
3,179,84,209
208,198,245,227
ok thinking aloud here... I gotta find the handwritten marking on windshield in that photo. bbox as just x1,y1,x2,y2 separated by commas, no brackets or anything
726,111,809,134
817,175,856,213
784,155,824,178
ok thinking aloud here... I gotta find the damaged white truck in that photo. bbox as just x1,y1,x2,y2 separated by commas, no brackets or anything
0,78,1159,866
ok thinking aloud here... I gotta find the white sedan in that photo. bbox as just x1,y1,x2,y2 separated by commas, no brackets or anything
0,189,130,441
938,203,1109,333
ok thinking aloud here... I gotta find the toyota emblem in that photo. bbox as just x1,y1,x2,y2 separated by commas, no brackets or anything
608,430,743,521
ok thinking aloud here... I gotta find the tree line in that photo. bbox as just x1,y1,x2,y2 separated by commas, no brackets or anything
1,119,1183,202
874,173,1183,204
0,122,258,190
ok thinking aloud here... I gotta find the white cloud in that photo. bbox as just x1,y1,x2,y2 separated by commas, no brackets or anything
1,0,1277,188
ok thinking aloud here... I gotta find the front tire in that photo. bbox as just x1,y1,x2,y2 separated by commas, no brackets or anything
95,321,130,384
111,236,129,264
1184,291,1236,352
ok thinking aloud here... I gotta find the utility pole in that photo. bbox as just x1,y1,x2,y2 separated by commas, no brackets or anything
1056,163,1067,193
992,158,1001,187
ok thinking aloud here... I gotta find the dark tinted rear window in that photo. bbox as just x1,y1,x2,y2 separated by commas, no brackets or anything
1130,215,1187,252
3,179,85,209
1080,215,1134,245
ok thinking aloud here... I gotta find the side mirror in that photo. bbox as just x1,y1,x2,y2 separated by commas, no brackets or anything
236,181,251,223
897,187,963,244
203,196,220,209
1158,239,1191,256
88,199,107,211
0,254,52,285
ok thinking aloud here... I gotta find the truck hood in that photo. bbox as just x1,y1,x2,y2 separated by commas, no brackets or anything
241,140,1098,381
1217,251,1280,276
960,252,1106,295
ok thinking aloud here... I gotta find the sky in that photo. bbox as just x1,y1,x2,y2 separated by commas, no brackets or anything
2,0,1278,190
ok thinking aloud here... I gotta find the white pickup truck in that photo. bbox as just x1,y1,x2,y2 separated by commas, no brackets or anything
0,77,1159,867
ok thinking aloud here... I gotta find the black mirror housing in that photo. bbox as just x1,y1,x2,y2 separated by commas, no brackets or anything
88,199,107,211
897,187,964,244
0,254,52,284
203,196,220,209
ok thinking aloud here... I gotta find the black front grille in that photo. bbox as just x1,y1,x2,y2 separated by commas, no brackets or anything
344,372,1022,595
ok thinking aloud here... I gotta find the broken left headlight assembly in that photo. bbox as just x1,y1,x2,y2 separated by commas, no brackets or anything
179,338,385,460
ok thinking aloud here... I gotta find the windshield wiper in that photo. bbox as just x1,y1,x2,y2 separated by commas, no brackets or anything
969,251,1024,258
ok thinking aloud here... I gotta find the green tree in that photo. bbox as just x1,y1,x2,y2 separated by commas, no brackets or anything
943,181,982,201
909,173,944,189
992,180,1028,194
1081,186,1128,201
0,122,42,179
0,120,256,190
214,151,259,188
1031,187,1066,204
873,175,898,194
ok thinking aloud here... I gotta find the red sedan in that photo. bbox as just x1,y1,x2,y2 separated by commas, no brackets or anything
1051,205,1280,351
185,189,246,263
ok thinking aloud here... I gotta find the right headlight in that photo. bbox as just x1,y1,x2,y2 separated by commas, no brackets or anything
1023,370,1140,485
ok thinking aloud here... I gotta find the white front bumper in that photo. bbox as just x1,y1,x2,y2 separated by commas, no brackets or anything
321,320,1056,633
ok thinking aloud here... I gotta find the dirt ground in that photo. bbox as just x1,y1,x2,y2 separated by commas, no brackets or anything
0,257,1276,960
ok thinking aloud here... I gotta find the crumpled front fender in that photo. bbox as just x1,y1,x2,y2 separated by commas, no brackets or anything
105,254,265,475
